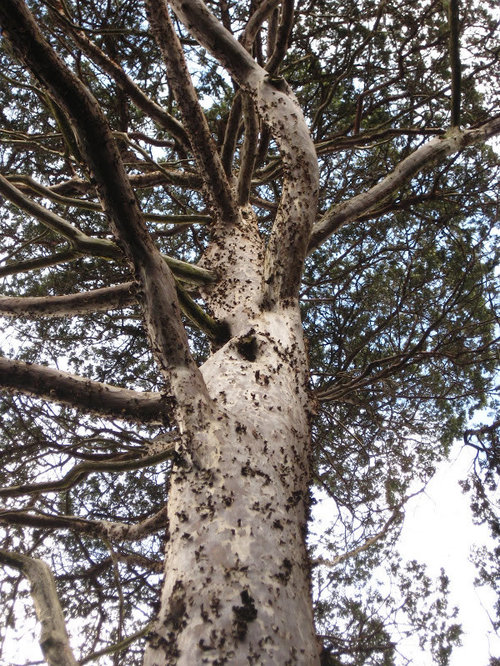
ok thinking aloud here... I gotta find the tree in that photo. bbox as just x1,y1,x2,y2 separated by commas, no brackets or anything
0,0,498,663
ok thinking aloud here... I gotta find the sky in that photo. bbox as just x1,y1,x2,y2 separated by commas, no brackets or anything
398,443,500,665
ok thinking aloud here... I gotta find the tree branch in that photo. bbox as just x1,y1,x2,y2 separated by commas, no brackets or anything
447,0,461,127
8,173,211,224
264,0,294,74
79,622,153,665
308,117,500,252
237,94,259,205
0,443,176,498
145,0,238,224
0,505,170,541
0,356,167,423
0,173,118,259
0,249,83,279
239,0,281,52
0,283,137,317
46,0,191,152
0,549,78,666
311,505,403,569
0,0,213,432
168,0,319,306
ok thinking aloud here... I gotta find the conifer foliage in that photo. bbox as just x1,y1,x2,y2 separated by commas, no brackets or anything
0,1,498,664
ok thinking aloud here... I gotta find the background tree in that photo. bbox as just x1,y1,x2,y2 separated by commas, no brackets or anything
0,0,498,664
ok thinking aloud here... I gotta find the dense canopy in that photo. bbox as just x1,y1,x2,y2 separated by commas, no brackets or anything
0,0,498,664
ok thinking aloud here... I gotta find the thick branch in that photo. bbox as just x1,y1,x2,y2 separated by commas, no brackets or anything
145,0,238,224
265,0,294,74
0,549,78,666
168,0,319,306
0,505,170,541
308,117,500,252
0,283,137,317
48,2,191,152
221,92,243,175
237,94,259,205
0,356,167,423
0,0,212,430
239,0,281,52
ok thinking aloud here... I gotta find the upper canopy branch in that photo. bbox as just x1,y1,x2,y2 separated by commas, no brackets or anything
0,173,118,259
0,174,215,285
308,116,500,253
146,0,239,225
45,0,191,152
167,0,319,306
8,172,211,224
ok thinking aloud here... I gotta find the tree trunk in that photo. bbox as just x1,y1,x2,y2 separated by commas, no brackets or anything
144,308,320,665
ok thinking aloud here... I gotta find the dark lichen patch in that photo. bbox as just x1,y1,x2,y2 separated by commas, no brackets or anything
146,631,180,660
285,490,304,510
164,580,187,631
273,558,293,585
199,638,215,651
200,603,212,623
232,589,258,640
240,463,271,484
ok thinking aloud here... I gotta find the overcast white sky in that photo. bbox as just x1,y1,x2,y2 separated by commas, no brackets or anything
398,443,500,665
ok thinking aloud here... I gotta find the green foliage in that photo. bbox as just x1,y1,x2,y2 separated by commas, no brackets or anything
0,0,498,663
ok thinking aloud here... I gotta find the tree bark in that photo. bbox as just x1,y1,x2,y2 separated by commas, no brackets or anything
0,550,78,666
144,308,320,664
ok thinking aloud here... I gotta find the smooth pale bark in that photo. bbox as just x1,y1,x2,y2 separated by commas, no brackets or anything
144,308,320,665
141,3,321,662
0,550,78,666
167,0,319,308
308,117,500,251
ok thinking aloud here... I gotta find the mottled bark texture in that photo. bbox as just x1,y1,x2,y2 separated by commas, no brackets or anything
144,310,320,664
140,3,321,661
0,550,78,666
2,0,497,663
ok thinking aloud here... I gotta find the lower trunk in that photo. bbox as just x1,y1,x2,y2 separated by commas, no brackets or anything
143,309,320,665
